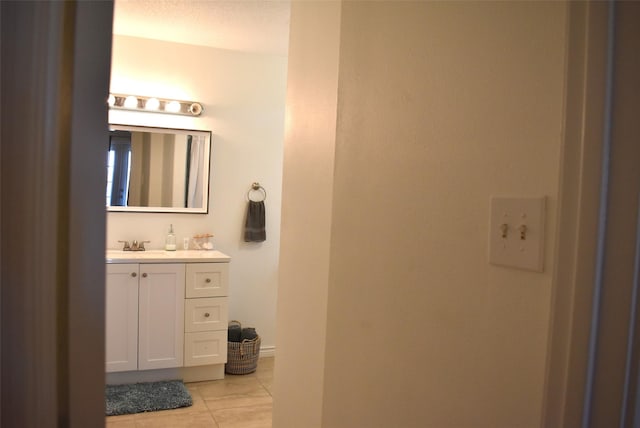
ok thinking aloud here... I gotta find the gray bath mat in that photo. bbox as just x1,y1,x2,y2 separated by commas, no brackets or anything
105,380,192,416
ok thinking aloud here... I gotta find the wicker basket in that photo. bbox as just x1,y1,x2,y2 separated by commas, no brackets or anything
225,336,261,375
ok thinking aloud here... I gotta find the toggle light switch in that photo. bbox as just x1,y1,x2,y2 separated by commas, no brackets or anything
489,196,545,271
518,224,528,240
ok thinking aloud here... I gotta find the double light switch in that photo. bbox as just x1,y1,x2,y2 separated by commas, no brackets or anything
489,196,546,272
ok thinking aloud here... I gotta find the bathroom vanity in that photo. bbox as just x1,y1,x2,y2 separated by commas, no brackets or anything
105,250,230,385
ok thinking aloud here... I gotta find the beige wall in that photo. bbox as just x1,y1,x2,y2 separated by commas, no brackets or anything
273,1,341,427
277,1,567,426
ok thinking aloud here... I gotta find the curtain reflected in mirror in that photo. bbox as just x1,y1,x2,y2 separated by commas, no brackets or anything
106,125,211,213
106,131,132,206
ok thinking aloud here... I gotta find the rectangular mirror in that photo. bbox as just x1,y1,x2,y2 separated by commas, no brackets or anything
107,124,211,213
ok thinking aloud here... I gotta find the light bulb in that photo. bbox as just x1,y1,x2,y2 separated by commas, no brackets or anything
107,94,116,107
145,97,160,110
189,103,203,115
165,100,181,113
124,96,138,109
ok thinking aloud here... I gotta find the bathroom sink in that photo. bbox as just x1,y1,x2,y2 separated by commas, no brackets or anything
105,249,231,263
106,250,170,260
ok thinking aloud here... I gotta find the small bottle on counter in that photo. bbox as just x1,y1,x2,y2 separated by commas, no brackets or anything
165,224,176,251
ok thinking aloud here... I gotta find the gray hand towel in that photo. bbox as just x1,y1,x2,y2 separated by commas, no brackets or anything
244,200,266,242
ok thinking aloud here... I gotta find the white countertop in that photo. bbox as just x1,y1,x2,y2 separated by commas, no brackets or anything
106,249,231,264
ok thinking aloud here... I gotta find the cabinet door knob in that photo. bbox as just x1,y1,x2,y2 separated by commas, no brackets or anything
131,272,137,278
142,273,148,278
205,278,212,283
204,312,210,318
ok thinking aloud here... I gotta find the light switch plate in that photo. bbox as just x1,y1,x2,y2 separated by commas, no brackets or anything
489,196,546,272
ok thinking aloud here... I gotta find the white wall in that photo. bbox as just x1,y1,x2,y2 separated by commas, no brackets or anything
108,35,287,351
276,1,567,427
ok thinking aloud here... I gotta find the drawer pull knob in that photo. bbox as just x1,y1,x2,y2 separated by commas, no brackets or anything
131,272,137,277
142,273,148,278
204,312,210,318
205,278,212,283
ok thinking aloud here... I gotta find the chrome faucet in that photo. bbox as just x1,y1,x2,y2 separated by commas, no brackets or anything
118,240,150,251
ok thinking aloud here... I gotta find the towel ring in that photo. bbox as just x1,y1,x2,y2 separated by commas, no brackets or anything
247,182,267,202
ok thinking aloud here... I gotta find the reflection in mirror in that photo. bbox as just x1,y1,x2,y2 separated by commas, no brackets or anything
106,125,211,213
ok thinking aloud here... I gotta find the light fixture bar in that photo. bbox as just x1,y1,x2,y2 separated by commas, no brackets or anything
107,93,203,116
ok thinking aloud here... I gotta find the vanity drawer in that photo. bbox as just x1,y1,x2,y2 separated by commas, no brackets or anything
184,297,228,333
184,331,227,366
185,263,229,298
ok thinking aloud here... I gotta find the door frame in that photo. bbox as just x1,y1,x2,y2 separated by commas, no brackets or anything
0,1,113,425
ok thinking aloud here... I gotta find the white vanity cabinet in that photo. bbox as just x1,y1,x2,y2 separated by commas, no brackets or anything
105,250,231,384
105,263,185,372
184,263,229,366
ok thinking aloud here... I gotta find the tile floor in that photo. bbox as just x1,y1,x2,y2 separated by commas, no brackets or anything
106,357,274,428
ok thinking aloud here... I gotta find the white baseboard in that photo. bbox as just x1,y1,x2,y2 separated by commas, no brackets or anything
106,364,225,385
260,345,276,358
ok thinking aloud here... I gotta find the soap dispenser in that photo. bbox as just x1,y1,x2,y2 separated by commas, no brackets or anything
165,224,176,251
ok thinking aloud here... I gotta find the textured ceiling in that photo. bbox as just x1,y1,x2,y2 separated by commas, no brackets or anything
113,0,291,56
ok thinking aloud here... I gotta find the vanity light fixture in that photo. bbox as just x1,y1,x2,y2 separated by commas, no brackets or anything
107,93,203,116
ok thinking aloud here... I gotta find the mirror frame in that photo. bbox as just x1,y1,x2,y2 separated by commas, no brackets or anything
107,124,212,214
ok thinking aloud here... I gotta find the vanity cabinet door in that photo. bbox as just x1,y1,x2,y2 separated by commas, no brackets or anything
106,264,139,373
138,263,185,370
